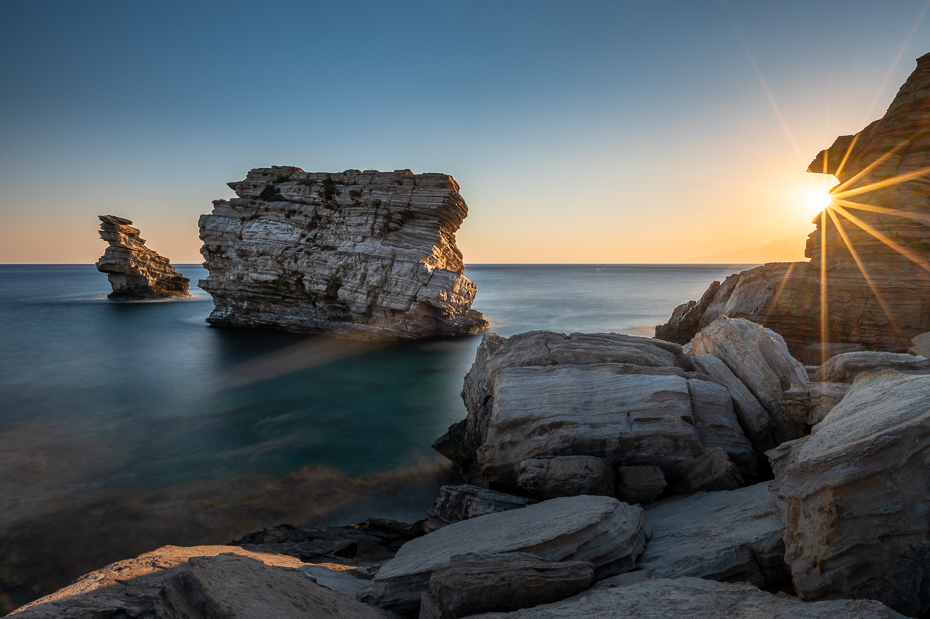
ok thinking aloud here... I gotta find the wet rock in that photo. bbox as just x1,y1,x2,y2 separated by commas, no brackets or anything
637,483,787,589
198,167,488,339
615,466,667,505
690,317,809,444
517,456,616,499
471,576,905,618
357,495,646,614
423,554,594,618
423,485,535,534
95,215,191,299
812,350,930,383
778,371,930,616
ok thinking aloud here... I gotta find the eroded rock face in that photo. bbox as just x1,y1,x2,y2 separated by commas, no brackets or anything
517,456,617,499
777,371,930,616
637,483,787,589
198,167,488,339
357,495,646,614
657,54,930,355
95,215,191,299
812,350,930,383
434,331,756,496
471,576,905,619
423,485,535,533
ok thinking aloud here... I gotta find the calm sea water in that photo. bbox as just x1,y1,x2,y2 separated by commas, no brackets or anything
0,263,750,611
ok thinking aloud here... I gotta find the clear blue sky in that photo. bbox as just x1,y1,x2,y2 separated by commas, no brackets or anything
2,1,929,263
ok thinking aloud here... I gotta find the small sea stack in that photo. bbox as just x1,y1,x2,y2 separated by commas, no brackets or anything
95,215,191,299
197,166,489,339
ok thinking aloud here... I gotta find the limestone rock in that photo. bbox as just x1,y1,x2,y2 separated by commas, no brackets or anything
777,371,930,616
435,331,756,496
615,466,667,504
812,350,930,383
357,495,646,614
470,576,905,619
198,167,488,339
517,456,617,499
424,554,594,618
637,483,787,589
910,332,930,357
667,448,743,494
807,381,849,425
690,317,809,444
6,544,354,618
161,553,397,619
656,54,930,355
423,485,535,534
95,215,191,299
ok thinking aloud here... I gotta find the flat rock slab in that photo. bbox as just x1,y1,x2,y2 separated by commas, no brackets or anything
637,482,786,588
358,495,645,614
470,576,905,618
424,485,535,533
812,351,930,383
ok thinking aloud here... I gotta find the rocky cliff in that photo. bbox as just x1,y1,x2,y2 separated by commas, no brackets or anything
96,215,191,299
198,167,488,339
656,53,930,357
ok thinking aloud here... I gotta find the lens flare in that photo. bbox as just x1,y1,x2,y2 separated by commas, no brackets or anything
805,189,834,214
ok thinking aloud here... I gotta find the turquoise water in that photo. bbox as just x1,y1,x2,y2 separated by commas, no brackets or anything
0,263,749,611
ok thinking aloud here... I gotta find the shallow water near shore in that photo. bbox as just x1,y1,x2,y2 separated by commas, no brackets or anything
0,263,752,612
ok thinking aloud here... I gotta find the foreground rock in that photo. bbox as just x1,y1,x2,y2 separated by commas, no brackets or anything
357,495,646,614
419,553,594,619
657,53,930,355
637,482,787,589
472,575,905,618
95,215,191,299
8,545,387,618
423,485,536,533
434,331,756,496
777,371,930,616
198,167,488,339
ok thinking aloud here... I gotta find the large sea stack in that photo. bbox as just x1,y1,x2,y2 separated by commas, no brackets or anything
96,215,191,299
656,53,930,357
198,167,488,339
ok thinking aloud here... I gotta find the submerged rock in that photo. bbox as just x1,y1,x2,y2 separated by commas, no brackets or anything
357,495,646,614
656,53,930,355
777,371,930,616
95,215,191,299
198,167,488,339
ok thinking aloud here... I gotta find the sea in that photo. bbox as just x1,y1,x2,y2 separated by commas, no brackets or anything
0,263,751,612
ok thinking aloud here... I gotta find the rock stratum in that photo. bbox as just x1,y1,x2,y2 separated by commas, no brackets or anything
198,167,488,339
96,215,191,299
657,53,930,356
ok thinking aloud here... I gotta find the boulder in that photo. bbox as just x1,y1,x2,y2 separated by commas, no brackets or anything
423,485,535,533
637,482,787,589
690,317,809,443
517,456,616,499
777,371,930,616
667,448,743,495
161,553,397,619
95,215,191,299
803,343,866,365
435,331,756,496
806,381,849,425
421,553,594,619
198,167,488,339
471,575,905,618
615,466,667,504
811,351,930,383
910,332,930,358
357,495,646,614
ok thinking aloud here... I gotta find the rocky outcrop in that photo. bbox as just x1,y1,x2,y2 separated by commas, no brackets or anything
357,495,646,614
434,331,757,496
637,483,787,589
7,545,386,618
419,553,594,619
776,371,930,616
471,575,905,619
656,53,930,355
198,167,488,339
95,215,190,299
423,485,535,533
812,350,930,383
615,466,667,504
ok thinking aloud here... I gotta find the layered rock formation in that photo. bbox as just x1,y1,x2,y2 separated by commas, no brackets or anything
657,53,930,355
198,167,488,339
95,215,191,299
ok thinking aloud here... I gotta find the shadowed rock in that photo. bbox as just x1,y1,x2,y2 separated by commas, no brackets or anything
423,485,536,533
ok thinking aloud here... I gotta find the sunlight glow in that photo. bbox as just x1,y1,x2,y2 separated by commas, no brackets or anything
805,189,834,214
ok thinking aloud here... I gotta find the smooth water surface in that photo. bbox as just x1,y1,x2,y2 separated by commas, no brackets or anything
0,263,750,611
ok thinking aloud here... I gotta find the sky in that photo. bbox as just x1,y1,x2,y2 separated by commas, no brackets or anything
1,0,929,264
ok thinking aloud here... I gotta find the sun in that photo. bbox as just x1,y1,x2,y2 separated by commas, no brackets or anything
805,189,834,214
